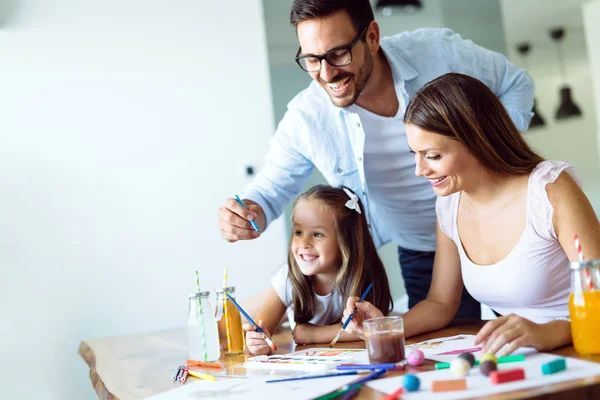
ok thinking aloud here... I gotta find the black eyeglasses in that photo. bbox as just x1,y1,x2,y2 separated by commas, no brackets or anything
295,27,368,73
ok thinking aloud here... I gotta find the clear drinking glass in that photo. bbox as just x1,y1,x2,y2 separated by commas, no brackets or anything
363,316,406,364
215,286,245,356
188,291,220,361
569,260,600,355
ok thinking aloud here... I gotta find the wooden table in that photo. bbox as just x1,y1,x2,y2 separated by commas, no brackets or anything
79,320,600,399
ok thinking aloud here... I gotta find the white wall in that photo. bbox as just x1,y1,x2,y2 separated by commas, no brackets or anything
0,1,287,399
501,0,600,214
583,0,600,163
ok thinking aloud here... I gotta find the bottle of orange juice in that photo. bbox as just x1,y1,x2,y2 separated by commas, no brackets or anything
569,259,600,355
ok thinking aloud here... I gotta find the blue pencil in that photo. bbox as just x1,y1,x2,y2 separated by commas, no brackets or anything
337,363,402,371
329,283,374,348
234,195,259,232
265,371,358,383
226,293,276,351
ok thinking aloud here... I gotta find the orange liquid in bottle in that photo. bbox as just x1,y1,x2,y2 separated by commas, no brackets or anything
569,292,600,355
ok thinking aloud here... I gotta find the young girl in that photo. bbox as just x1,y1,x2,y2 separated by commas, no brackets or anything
343,73,600,355
244,185,393,355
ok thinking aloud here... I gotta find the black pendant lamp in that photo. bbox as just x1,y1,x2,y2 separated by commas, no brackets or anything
549,27,583,120
516,43,546,129
376,0,422,14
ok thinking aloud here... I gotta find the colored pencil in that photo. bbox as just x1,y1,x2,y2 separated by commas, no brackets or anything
329,283,373,348
187,370,216,381
186,360,223,369
265,371,358,383
337,363,403,371
226,293,276,351
316,383,362,400
234,195,259,232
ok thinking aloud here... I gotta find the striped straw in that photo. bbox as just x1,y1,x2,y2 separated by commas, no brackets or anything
195,270,208,361
574,234,593,290
574,234,584,261
223,268,232,354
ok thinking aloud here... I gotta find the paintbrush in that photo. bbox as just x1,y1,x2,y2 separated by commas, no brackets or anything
329,283,373,348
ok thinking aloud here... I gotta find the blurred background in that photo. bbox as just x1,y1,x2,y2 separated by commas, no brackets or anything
1,0,599,398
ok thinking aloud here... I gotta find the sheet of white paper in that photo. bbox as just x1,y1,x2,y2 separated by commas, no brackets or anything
146,375,360,400
406,334,536,363
244,348,369,371
367,353,600,399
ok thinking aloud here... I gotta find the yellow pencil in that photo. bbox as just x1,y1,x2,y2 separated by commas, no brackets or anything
187,370,216,382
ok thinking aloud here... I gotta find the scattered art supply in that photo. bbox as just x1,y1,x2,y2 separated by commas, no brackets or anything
186,359,223,369
316,383,362,400
431,378,467,392
490,368,526,384
479,360,498,376
246,348,368,371
458,352,476,367
542,358,567,375
187,370,217,382
265,370,358,383
337,384,362,400
436,346,482,356
226,293,276,351
450,358,471,377
171,366,182,381
407,349,425,366
337,363,403,371
403,374,421,392
329,283,373,348
436,354,526,369
382,387,403,400
234,195,259,232
364,316,405,363
480,353,498,364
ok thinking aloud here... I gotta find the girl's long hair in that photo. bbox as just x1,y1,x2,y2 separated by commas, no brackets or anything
288,185,393,324
404,73,544,175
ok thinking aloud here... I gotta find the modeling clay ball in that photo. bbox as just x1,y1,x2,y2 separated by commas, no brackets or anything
450,358,471,377
403,374,421,392
407,349,425,366
457,352,476,367
479,360,498,376
480,353,498,364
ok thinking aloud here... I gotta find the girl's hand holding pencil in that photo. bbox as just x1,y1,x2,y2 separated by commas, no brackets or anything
243,320,275,356
342,297,384,338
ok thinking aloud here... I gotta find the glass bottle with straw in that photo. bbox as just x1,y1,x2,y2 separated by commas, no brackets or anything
569,234,600,355
187,271,220,361
215,268,245,356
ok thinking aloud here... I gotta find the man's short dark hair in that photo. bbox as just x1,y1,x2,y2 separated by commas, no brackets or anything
290,0,375,34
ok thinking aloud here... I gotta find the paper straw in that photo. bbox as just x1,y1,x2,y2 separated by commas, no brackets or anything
223,268,232,354
574,234,593,290
195,270,208,362
574,234,584,261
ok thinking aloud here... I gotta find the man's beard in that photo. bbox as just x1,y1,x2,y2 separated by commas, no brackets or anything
320,51,373,108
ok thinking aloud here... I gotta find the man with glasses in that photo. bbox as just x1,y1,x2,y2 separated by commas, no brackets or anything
218,0,534,320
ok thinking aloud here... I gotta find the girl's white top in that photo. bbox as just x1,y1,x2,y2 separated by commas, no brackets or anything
271,264,343,330
436,160,579,323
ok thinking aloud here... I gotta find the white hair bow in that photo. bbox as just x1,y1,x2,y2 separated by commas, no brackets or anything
343,188,362,214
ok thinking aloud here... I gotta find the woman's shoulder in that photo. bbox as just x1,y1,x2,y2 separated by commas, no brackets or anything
529,160,582,188
527,161,583,241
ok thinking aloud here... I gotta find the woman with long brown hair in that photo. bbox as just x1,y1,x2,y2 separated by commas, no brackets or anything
244,184,392,355
343,73,600,355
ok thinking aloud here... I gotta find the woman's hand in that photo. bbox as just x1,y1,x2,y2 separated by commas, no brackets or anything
292,323,317,345
474,314,559,356
342,297,384,338
243,320,273,356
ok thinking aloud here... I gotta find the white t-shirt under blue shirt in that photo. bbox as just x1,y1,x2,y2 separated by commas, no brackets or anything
350,60,436,251
270,264,343,330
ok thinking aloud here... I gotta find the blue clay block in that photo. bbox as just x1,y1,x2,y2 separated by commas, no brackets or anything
542,358,566,375
403,374,421,392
